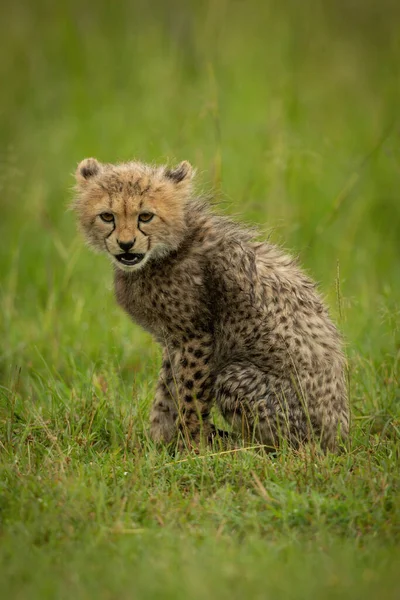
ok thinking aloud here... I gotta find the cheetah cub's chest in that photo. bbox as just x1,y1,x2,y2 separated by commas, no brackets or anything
114,259,211,342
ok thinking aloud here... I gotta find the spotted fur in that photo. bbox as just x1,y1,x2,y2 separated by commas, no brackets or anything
74,158,350,451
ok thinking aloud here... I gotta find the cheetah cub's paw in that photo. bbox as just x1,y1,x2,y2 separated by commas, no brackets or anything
149,414,177,445
175,423,233,454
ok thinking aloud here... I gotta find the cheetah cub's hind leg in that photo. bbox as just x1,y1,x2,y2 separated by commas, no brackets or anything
215,361,310,451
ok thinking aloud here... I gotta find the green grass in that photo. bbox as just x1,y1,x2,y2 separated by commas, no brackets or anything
1,0,399,597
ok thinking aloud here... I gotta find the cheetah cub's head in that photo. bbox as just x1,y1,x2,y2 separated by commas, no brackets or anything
74,158,193,272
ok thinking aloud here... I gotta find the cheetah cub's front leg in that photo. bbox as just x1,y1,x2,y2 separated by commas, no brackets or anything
150,350,179,444
151,333,217,449
175,333,218,449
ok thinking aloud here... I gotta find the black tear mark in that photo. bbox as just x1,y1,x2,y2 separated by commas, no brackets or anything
138,223,149,237
105,222,116,239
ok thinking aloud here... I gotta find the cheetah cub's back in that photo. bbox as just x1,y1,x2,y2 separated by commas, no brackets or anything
74,157,349,452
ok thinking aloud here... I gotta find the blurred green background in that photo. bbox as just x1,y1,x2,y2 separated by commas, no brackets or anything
1,1,399,598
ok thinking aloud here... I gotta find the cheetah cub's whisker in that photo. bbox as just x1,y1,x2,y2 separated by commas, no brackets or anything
73,157,349,452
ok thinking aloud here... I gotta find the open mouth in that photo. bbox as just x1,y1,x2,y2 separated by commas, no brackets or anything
115,253,145,266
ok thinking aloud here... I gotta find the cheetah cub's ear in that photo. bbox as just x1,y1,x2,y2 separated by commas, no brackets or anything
76,158,102,186
164,160,193,184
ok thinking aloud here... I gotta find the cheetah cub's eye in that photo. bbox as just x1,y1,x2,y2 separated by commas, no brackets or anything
138,212,154,223
99,213,114,223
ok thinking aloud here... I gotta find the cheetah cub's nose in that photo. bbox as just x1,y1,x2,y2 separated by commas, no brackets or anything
118,239,135,252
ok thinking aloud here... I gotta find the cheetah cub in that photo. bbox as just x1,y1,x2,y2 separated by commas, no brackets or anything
74,157,349,452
